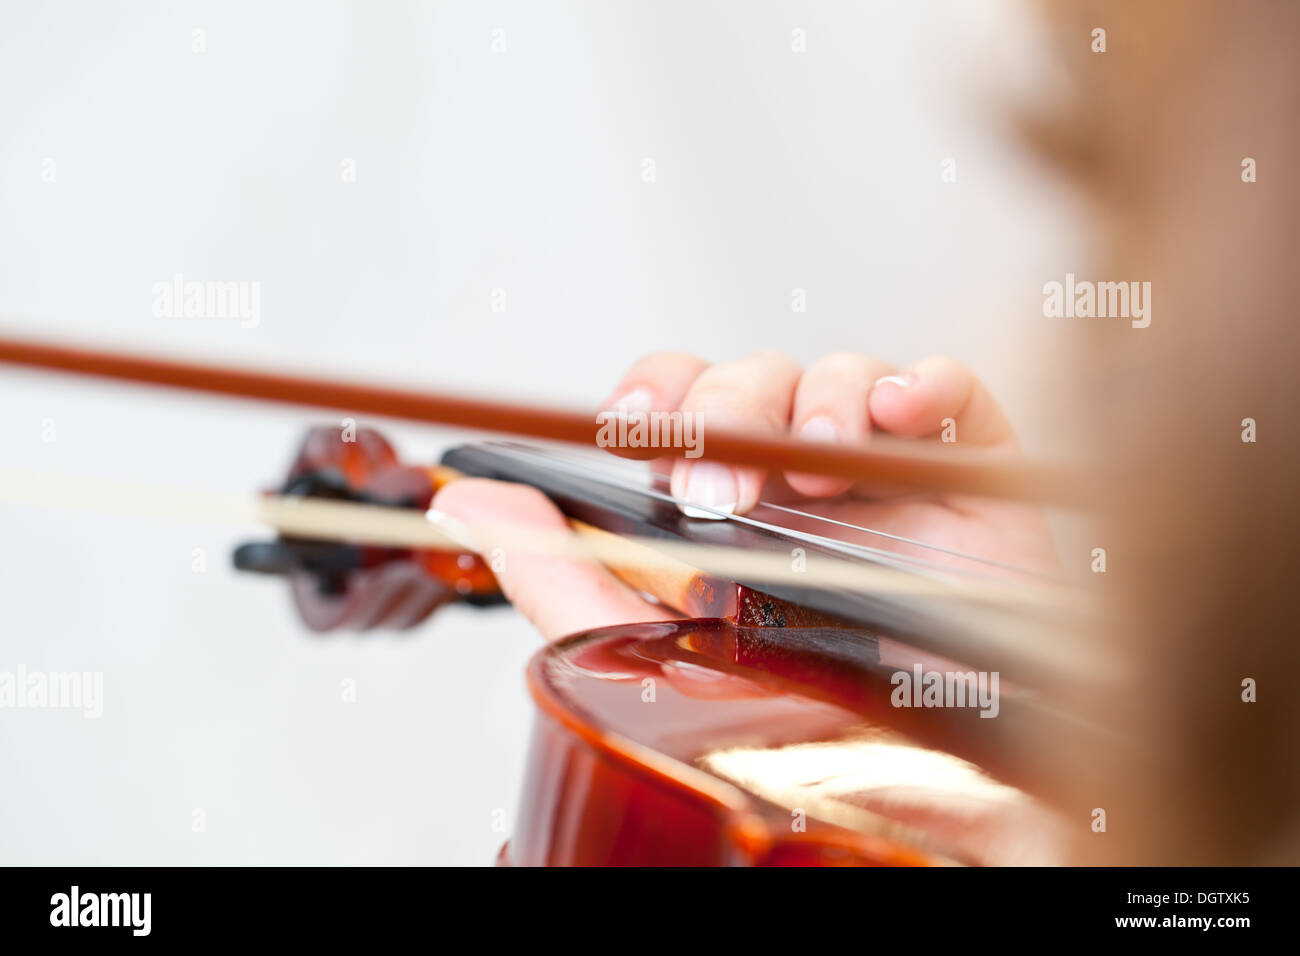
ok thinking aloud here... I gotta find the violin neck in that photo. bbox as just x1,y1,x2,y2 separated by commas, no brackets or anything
438,443,1078,693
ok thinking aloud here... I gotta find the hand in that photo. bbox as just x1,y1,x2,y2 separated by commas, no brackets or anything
433,351,1056,641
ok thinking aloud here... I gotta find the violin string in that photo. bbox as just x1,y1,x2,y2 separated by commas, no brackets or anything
482,442,1042,583
482,442,960,570
755,501,1058,582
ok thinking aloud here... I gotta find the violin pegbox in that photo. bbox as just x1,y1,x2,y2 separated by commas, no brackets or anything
232,425,504,632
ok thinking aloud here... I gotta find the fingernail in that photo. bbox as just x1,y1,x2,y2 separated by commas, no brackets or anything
606,386,654,414
673,461,737,520
798,415,841,443
873,374,914,390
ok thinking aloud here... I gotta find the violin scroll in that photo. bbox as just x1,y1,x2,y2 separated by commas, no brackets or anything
233,426,504,631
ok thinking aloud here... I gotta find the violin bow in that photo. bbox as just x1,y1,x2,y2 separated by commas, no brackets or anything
0,455,1104,691
0,328,1108,689
0,331,1090,507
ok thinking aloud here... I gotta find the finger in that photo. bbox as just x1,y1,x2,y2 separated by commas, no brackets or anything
785,352,898,497
669,351,803,517
868,355,1017,448
598,351,710,466
600,350,711,412
431,478,672,642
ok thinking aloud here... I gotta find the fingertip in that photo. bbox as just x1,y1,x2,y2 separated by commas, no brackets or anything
601,351,711,413
869,357,1013,446
784,414,855,497
871,357,967,432
670,460,739,518
869,372,931,436
784,472,855,498
600,385,654,415
670,460,767,517
873,374,916,391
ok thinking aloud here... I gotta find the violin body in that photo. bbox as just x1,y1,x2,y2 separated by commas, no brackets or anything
509,621,927,865
507,618,1072,866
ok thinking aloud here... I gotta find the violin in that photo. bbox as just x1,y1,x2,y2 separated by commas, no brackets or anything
0,332,1101,866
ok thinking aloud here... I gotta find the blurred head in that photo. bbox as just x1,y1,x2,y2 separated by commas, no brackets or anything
1027,0,1300,863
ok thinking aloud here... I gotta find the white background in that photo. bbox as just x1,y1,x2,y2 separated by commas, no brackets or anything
0,1,1082,864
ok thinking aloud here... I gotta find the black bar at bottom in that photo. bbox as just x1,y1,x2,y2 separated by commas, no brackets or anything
0,865,1282,941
